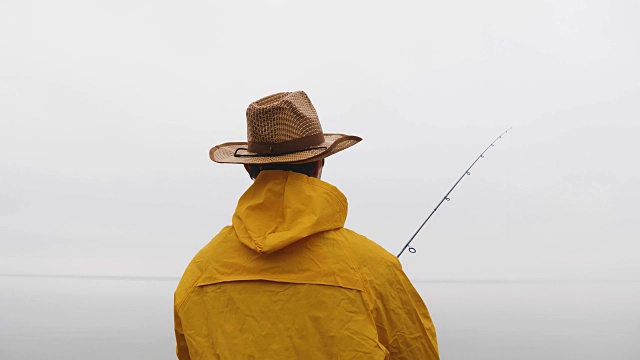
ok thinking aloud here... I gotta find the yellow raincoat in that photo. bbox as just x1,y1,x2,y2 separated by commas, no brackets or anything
175,171,439,359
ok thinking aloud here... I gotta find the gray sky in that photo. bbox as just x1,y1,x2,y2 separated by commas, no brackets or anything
1,0,638,281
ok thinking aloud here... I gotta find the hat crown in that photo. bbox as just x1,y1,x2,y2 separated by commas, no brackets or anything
246,91,323,144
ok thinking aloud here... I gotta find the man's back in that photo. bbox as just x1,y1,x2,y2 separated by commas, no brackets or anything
175,171,439,359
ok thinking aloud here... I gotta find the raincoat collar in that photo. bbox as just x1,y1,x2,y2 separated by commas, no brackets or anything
232,170,348,254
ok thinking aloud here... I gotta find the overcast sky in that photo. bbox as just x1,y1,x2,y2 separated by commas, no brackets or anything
1,0,638,281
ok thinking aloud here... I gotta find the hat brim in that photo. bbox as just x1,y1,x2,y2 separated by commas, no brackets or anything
209,133,362,165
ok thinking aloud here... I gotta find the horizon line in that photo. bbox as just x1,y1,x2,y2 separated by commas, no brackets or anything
1,273,639,283
0,273,179,281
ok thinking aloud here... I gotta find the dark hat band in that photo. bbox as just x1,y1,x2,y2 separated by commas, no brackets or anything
247,133,325,155
234,146,327,158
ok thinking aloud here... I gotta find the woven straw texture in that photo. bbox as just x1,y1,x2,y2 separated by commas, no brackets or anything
247,91,323,143
210,91,361,165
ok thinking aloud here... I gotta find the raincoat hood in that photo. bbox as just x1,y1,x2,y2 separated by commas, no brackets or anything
232,170,348,254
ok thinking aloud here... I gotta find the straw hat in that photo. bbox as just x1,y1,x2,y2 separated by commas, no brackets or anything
210,91,362,165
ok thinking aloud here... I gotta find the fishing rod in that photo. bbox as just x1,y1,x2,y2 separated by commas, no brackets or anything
397,128,512,258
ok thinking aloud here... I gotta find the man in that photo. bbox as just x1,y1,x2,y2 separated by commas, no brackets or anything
174,91,439,359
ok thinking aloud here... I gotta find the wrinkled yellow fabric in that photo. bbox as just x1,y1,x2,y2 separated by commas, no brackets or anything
175,171,439,359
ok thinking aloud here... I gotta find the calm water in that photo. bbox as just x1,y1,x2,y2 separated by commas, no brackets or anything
1,276,638,359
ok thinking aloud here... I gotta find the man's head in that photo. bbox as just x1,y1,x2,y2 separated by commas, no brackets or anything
208,91,361,168
244,159,325,180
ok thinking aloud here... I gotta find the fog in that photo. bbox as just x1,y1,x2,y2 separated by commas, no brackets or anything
1,0,639,281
